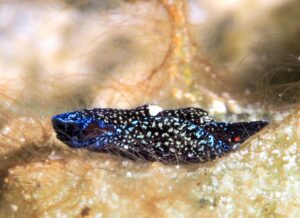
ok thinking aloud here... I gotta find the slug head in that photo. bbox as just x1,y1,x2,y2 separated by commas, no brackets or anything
52,110,116,148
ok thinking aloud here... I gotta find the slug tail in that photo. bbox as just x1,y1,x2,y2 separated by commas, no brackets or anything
204,120,269,148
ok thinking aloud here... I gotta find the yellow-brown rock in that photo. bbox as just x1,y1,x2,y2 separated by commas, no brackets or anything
0,109,300,217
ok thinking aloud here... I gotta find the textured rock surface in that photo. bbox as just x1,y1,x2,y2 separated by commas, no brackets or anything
0,109,299,217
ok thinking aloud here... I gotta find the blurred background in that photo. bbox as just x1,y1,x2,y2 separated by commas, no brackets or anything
0,0,299,122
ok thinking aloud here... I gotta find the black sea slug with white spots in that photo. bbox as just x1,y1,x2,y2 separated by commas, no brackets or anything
52,105,268,163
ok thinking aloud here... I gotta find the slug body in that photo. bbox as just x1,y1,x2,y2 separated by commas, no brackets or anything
52,105,268,163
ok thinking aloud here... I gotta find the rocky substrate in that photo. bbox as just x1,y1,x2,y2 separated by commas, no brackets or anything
0,109,299,217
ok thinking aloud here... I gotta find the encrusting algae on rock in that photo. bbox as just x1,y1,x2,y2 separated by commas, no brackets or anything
0,108,299,217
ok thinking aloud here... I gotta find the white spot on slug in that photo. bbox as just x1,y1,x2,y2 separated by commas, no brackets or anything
148,105,163,116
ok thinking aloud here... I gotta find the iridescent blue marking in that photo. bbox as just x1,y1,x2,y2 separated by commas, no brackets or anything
52,104,269,163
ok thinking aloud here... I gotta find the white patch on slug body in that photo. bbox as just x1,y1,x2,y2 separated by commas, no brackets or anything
148,105,163,116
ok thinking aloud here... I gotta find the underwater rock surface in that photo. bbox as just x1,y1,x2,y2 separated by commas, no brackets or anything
0,109,300,217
